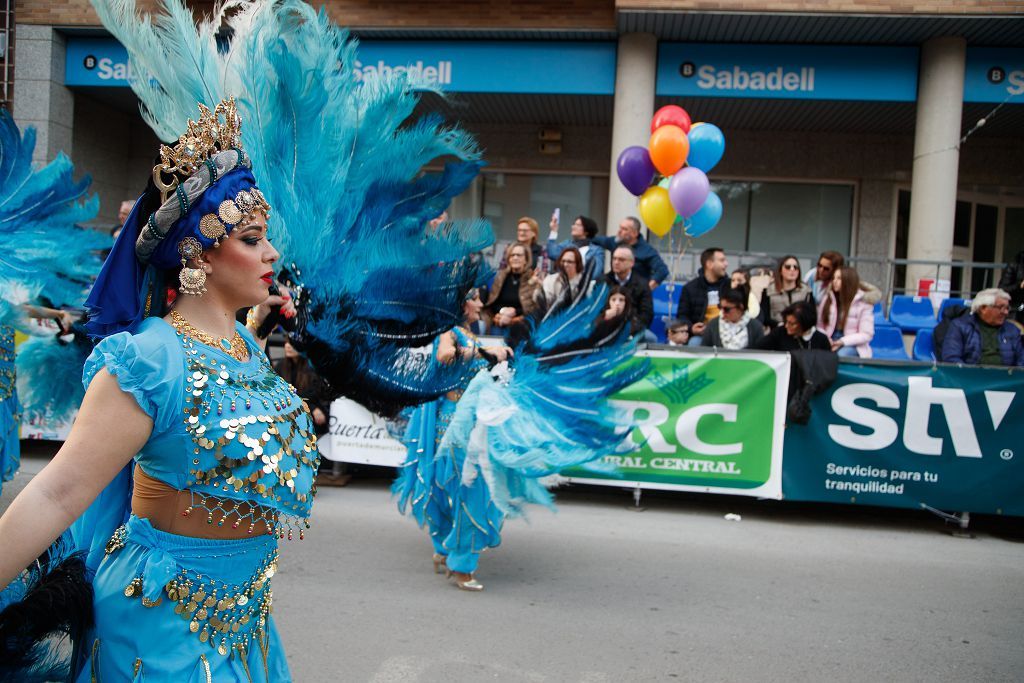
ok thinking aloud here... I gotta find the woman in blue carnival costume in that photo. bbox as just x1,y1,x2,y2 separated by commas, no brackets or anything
393,288,514,591
1,0,494,677
0,99,314,681
0,108,103,499
397,259,649,592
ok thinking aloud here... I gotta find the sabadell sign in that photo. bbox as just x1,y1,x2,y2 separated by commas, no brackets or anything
656,43,919,101
65,37,615,95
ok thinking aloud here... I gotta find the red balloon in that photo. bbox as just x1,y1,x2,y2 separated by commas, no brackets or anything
651,105,692,134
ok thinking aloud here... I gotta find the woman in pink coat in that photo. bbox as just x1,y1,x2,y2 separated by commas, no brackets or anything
817,266,875,357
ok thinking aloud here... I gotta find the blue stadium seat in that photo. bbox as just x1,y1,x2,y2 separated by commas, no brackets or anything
912,328,936,362
873,301,895,328
870,326,910,360
649,317,668,343
652,282,683,314
937,297,968,321
650,282,683,343
888,295,937,334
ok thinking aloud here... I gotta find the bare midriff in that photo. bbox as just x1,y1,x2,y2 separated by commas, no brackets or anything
132,464,274,539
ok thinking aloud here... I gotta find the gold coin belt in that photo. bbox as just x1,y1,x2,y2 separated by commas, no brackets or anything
170,310,249,363
117,540,279,659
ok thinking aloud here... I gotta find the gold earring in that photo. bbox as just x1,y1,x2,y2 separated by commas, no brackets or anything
178,237,207,296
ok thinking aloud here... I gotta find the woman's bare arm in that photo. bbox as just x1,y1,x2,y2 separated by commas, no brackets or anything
0,370,153,587
23,305,73,331
436,331,458,364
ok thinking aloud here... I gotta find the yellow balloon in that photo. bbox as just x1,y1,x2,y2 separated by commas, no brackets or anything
638,186,676,237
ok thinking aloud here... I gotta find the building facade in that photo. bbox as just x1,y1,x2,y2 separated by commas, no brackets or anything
7,0,1024,295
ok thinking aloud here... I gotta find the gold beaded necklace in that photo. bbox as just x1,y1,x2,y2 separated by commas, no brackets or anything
170,310,249,362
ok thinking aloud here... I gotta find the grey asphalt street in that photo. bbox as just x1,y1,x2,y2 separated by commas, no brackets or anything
4,449,1023,682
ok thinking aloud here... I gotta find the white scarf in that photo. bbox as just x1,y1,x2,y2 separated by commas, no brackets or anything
719,313,751,350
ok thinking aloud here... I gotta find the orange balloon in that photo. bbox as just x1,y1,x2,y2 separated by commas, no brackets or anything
648,125,689,176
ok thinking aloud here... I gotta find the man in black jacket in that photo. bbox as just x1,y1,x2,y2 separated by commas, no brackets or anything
676,247,729,342
604,246,655,341
998,250,1024,326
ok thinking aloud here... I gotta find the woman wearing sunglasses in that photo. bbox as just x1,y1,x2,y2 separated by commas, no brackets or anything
699,287,766,350
767,255,812,328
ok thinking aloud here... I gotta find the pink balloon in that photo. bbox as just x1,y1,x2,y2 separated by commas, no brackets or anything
668,167,710,218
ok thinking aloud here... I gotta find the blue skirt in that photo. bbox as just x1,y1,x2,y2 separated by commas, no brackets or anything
394,398,503,574
78,515,290,682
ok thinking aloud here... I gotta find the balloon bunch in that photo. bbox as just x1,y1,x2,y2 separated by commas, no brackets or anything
615,105,726,239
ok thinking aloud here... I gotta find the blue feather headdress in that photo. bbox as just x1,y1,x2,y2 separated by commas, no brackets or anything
0,110,104,330
84,128,269,340
93,0,493,414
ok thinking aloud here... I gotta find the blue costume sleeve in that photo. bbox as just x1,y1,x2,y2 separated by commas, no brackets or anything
590,235,617,251
82,322,183,434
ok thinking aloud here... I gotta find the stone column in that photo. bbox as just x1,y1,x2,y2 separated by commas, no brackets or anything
450,175,483,223
905,36,966,293
605,32,657,237
13,24,74,163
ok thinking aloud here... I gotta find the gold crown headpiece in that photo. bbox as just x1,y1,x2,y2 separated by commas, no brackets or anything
153,98,243,201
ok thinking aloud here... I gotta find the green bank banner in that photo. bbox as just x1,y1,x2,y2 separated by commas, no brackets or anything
783,362,1024,515
564,349,790,498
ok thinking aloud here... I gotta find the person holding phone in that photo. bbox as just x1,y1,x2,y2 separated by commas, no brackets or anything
547,211,604,279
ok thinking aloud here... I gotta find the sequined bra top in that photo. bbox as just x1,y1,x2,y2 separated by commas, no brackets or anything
83,317,319,538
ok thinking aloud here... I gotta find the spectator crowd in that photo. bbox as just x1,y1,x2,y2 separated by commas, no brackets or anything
474,213,1023,368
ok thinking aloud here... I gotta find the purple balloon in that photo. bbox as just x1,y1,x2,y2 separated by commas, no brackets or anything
616,146,657,196
668,167,710,218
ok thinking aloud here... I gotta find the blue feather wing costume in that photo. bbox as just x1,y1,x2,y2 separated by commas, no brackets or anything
15,326,92,425
0,112,100,683
93,0,492,415
0,110,103,329
440,284,650,517
0,109,101,465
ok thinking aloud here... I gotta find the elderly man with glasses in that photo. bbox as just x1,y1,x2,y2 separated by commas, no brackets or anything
940,288,1024,366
